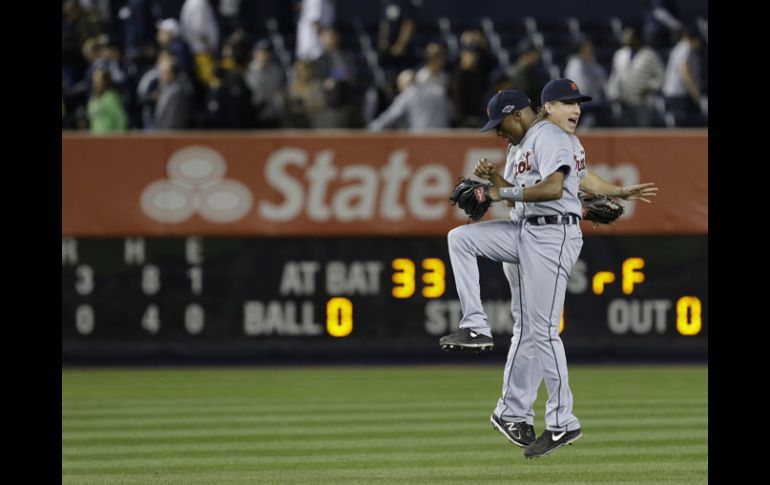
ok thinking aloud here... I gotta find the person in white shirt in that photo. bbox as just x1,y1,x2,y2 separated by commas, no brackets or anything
662,26,703,126
179,0,219,55
416,42,450,90
296,0,335,61
564,38,607,127
606,26,664,127
368,68,454,131
245,40,285,128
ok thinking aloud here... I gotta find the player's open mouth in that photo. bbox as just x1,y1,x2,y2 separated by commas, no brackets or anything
568,117,578,125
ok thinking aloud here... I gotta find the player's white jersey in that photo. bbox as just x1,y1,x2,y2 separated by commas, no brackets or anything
503,120,587,219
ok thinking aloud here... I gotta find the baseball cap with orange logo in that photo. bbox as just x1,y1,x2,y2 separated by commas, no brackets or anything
480,90,531,132
541,78,593,104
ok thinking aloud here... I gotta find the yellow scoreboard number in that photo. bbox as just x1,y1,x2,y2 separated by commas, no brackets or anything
392,258,445,299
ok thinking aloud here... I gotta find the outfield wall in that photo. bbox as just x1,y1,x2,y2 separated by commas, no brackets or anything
62,131,707,363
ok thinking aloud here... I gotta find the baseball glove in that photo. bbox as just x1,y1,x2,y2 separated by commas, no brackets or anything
449,178,493,221
579,191,625,224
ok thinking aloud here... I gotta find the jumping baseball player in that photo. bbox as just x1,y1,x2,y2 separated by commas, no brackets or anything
442,80,657,458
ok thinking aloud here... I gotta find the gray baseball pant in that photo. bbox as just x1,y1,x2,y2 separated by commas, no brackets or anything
447,219,582,432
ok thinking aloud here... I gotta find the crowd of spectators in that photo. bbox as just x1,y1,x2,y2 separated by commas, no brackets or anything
62,0,708,133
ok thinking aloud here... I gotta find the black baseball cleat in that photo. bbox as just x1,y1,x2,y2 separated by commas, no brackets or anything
490,414,535,447
523,428,582,458
439,328,494,351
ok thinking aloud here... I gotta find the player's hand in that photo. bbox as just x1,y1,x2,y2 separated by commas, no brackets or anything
473,158,496,179
618,182,658,204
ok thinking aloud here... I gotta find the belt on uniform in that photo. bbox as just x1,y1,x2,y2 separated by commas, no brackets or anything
525,214,580,226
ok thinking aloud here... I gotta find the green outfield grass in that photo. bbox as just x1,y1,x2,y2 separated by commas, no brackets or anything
62,364,707,484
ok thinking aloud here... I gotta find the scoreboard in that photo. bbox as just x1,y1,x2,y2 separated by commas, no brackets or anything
62,236,707,363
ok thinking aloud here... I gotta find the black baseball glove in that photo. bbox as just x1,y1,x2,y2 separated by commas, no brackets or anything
579,191,625,224
449,178,493,221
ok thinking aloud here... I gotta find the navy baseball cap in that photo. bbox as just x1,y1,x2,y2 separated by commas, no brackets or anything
541,78,592,104
480,90,531,132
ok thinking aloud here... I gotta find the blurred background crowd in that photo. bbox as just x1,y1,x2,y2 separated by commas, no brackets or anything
62,0,708,133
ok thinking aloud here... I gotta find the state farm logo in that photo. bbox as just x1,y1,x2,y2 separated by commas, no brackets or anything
141,146,253,223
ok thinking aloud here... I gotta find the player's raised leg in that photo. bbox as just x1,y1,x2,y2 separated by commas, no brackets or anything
441,220,521,351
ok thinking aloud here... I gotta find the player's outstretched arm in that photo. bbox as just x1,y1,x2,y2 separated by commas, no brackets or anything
616,183,658,204
580,171,659,203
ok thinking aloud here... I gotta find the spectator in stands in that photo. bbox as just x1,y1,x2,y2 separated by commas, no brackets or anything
120,0,162,63
564,38,606,102
378,0,420,85
606,25,664,127
564,37,607,127
87,68,128,133
81,35,105,72
89,35,129,91
506,40,551,109
416,42,449,90
313,77,360,128
642,0,683,50
216,0,243,40
63,0,107,87
204,30,255,129
136,49,172,129
245,39,285,129
218,28,252,72
450,42,488,128
283,59,326,128
180,0,220,86
368,68,453,131
63,0,108,46
662,25,703,126
154,57,194,129
156,18,195,82
311,25,360,128
64,34,105,129
296,0,335,62
79,35,136,127
366,11,429,126
314,25,355,82
459,28,496,76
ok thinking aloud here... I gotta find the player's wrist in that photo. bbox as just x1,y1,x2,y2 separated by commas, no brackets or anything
498,186,524,202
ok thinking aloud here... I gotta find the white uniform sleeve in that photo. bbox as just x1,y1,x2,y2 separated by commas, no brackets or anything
535,124,573,179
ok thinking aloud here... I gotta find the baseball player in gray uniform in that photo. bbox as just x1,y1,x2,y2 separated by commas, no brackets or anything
442,80,657,458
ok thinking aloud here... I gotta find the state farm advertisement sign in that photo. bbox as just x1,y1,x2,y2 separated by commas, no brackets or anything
62,132,707,236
